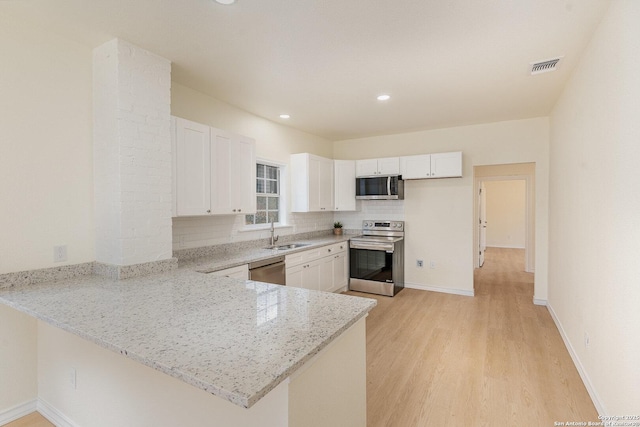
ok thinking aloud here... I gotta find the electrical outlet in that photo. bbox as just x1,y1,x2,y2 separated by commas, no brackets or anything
416,259,423,268
430,260,436,269
54,245,67,263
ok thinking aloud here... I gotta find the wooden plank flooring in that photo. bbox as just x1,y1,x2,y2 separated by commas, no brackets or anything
4,412,53,427
346,247,598,426
7,248,597,426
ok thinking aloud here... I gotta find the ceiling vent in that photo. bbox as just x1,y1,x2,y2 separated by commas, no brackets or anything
530,57,563,75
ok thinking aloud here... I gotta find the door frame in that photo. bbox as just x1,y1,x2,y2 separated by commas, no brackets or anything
473,173,534,273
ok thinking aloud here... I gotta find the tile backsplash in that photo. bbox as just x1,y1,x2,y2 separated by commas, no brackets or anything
172,200,404,250
172,211,336,250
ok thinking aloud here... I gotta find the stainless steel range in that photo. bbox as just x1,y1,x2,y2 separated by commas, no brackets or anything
349,220,404,296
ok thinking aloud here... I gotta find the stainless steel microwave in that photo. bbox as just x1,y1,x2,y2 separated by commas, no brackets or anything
355,175,404,200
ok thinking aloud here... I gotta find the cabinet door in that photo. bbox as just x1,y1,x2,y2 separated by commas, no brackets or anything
334,160,356,211
318,157,334,211
232,135,256,214
319,255,334,292
355,159,379,177
430,152,462,178
290,153,333,212
377,157,400,175
175,118,211,216
332,251,348,291
400,155,431,179
307,155,321,212
302,259,322,291
210,129,256,215
210,129,233,214
286,264,304,288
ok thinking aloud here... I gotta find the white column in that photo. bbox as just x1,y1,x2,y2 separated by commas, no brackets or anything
93,39,172,267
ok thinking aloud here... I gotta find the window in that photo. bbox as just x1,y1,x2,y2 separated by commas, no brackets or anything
245,163,281,226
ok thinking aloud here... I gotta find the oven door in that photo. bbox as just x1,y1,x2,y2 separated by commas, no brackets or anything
349,241,396,296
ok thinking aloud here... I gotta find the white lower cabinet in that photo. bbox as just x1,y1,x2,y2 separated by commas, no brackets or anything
286,242,349,293
286,259,321,290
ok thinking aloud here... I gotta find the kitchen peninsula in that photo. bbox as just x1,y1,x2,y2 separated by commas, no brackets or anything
0,265,375,427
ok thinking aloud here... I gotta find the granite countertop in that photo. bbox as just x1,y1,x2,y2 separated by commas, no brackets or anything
0,267,375,408
182,234,352,273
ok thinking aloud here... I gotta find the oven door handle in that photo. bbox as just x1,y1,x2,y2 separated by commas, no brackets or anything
351,242,395,252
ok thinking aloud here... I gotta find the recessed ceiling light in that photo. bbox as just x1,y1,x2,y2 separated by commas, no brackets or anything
215,0,236,4
377,94,391,101
279,114,290,119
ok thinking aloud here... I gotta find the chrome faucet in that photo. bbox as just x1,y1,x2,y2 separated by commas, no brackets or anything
270,221,279,247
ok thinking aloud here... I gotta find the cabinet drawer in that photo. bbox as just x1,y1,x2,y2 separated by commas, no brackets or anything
285,248,321,267
208,264,249,280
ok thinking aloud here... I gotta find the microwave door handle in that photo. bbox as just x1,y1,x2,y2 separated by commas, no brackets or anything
387,176,391,196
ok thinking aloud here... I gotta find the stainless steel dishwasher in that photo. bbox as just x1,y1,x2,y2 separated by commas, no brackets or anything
248,255,286,285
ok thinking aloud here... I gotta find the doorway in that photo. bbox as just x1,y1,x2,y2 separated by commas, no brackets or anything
473,163,535,274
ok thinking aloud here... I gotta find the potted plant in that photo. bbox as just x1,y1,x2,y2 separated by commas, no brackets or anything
333,221,343,235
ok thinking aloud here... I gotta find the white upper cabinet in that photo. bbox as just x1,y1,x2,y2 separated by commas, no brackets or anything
174,118,211,216
430,151,462,178
291,153,334,212
355,157,399,177
400,152,462,180
210,129,256,215
334,160,356,211
173,117,256,217
400,154,431,179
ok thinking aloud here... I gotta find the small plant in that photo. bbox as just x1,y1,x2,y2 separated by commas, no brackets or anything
333,221,343,229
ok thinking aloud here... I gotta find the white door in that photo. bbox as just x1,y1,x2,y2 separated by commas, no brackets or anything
478,182,487,267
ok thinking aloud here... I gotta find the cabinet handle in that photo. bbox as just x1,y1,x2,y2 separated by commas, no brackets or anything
238,208,241,212
207,209,211,213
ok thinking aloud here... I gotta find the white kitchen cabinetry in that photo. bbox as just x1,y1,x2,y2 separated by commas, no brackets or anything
173,117,256,217
400,151,462,179
285,242,349,293
334,160,356,211
174,118,211,216
355,157,399,177
430,151,462,178
210,129,256,215
291,153,334,212
208,264,249,280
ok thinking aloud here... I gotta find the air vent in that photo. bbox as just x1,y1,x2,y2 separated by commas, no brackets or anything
530,57,563,75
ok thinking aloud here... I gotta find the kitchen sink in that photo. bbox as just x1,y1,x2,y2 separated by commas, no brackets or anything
266,243,311,251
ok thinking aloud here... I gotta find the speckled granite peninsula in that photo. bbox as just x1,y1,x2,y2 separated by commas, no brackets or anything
0,266,376,410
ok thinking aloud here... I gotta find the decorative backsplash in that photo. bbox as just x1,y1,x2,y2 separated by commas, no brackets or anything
172,211,336,250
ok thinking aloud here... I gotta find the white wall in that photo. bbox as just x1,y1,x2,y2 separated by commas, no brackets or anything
0,15,94,274
334,117,549,298
548,0,640,414
170,83,335,247
484,180,526,249
0,305,37,416
0,16,93,416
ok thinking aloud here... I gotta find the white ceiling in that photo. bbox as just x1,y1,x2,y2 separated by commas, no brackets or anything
2,0,611,140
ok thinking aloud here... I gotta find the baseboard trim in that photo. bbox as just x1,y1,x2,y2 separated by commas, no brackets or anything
405,282,474,297
37,398,79,427
546,302,606,415
487,245,526,249
0,399,37,425
533,298,547,306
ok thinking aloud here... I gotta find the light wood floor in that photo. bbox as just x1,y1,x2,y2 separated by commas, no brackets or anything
8,248,597,427
4,412,53,427
346,247,598,426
